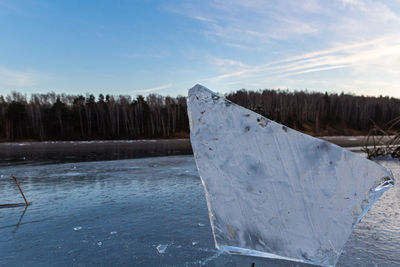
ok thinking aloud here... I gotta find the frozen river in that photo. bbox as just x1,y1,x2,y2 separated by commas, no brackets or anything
0,152,400,266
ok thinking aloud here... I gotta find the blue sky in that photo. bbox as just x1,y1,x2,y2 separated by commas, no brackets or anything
1,0,400,97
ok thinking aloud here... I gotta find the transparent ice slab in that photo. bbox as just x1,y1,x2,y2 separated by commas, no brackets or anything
187,84,394,266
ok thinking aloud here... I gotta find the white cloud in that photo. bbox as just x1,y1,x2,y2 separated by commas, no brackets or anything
207,56,249,72
199,34,400,97
168,0,400,96
242,35,398,78
165,0,321,46
132,83,172,94
170,0,400,46
0,66,44,87
191,15,215,23
122,51,168,59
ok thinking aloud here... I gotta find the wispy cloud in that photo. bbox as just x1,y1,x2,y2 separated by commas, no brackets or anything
0,66,44,87
207,56,250,73
191,15,215,23
164,0,400,96
122,51,169,59
165,0,322,46
122,46,170,60
168,0,400,47
132,83,172,94
202,34,400,82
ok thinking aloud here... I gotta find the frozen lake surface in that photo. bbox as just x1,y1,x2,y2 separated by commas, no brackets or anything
0,155,399,266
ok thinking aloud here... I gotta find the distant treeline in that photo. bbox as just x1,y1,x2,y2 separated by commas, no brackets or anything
1,90,400,141
226,90,400,136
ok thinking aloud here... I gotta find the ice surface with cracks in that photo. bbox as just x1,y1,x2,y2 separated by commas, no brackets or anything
187,84,394,266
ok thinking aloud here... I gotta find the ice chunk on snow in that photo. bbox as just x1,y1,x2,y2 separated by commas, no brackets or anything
187,84,394,266
156,244,169,254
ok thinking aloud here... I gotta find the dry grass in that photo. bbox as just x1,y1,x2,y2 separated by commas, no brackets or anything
362,116,400,159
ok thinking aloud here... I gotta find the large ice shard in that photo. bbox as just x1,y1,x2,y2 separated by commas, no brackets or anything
187,84,394,266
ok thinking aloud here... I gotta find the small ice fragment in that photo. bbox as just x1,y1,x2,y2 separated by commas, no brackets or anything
110,231,117,235
197,223,205,227
176,245,182,249
192,241,199,246
156,244,169,254
97,241,102,247
73,226,82,231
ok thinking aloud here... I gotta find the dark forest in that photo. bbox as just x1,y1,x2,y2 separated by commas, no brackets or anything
1,89,400,141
